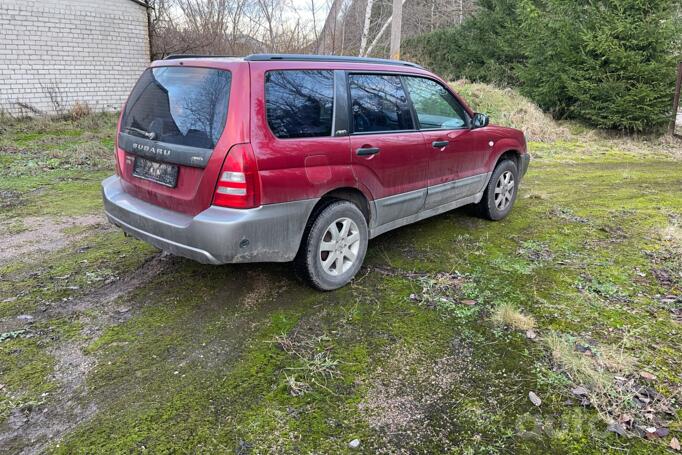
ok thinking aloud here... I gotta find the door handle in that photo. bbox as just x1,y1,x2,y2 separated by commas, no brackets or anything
356,147,380,156
432,140,449,148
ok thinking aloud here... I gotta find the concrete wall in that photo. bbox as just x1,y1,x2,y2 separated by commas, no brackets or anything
0,0,150,116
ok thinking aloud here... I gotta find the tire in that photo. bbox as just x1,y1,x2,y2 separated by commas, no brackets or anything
294,200,369,291
476,159,519,221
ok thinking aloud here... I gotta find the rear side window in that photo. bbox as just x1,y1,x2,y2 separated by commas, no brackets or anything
403,77,468,130
348,74,414,133
265,70,334,139
122,67,231,149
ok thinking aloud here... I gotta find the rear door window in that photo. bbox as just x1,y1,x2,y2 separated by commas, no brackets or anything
403,76,468,130
348,74,414,133
265,70,334,139
121,67,231,149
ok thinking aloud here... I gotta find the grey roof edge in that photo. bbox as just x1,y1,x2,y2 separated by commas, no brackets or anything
244,54,423,68
161,53,422,69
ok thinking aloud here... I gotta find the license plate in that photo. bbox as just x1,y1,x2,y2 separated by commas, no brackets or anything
133,158,178,188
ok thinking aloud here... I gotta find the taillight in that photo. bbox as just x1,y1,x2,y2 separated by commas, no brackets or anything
213,144,261,209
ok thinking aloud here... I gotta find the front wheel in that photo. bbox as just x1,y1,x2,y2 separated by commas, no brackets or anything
476,159,519,221
294,201,369,291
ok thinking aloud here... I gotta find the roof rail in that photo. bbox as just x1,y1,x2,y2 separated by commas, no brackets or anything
163,54,236,60
244,53,423,69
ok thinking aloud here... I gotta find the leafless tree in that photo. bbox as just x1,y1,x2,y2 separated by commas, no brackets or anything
148,0,326,58
146,0,475,61
358,0,374,56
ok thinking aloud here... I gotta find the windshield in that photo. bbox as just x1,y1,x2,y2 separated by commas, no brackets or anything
121,67,231,150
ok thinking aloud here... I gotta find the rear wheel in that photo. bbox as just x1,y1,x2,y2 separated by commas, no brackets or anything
294,201,368,291
476,159,519,221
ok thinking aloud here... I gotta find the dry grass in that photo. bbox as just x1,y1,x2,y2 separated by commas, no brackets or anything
491,303,536,331
546,333,616,391
451,80,571,143
545,332,675,435
68,101,92,120
271,333,340,396
450,80,682,158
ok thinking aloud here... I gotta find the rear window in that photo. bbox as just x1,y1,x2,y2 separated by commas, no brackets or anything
265,70,334,139
121,67,231,150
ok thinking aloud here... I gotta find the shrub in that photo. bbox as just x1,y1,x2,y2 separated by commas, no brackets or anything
403,0,524,86
67,101,92,120
406,0,681,132
518,0,681,132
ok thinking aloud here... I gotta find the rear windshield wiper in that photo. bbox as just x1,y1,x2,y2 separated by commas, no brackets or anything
123,127,157,140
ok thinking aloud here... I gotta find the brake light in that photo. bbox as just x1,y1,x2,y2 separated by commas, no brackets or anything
213,144,261,209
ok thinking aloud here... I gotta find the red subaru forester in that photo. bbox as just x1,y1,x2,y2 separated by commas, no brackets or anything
102,54,529,290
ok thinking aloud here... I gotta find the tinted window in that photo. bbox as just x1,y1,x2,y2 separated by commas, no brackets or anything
122,67,231,149
349,74,414,133
404,77,468,129
265,70,334,139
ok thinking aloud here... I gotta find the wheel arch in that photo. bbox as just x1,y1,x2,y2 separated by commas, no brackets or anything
311,187,372,224
493,149,521,171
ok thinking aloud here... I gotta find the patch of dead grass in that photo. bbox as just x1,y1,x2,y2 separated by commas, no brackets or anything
450,80,571,143
491,303,536,331
546,332,676,436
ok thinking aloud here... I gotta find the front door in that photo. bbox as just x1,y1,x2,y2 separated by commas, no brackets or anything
403,76,489,210
348,73,428,227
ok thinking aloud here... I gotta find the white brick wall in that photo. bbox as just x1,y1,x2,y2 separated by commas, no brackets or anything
0,0,150,116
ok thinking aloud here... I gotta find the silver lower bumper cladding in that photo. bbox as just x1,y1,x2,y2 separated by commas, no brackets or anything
101,175,317,264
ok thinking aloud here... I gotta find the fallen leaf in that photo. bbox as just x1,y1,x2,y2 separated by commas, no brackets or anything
671,437,680,451
528,391,541,406
526,329,537,340
571,386,589,396
461,299,477,306
639,371,657,381
655,427,669,438
644,427,658,439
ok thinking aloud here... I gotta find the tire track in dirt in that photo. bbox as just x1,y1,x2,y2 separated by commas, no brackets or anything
0,253,170,454
0,215,108,265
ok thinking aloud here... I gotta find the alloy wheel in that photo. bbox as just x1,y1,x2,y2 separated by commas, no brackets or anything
319,217,361,276
494,170,515,211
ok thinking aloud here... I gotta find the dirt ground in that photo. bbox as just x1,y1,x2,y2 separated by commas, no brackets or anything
1,98,681,453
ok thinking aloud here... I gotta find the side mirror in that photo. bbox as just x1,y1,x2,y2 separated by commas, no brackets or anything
472,113,490,129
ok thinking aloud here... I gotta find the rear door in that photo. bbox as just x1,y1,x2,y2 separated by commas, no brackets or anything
249,66,354,205
348,73,428,227
403,76,489,210
116,62,249,216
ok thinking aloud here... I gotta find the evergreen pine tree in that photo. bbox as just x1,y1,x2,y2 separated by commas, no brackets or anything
519,0,681,131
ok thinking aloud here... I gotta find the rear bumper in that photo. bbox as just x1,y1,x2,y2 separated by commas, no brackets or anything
102,175,317,264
